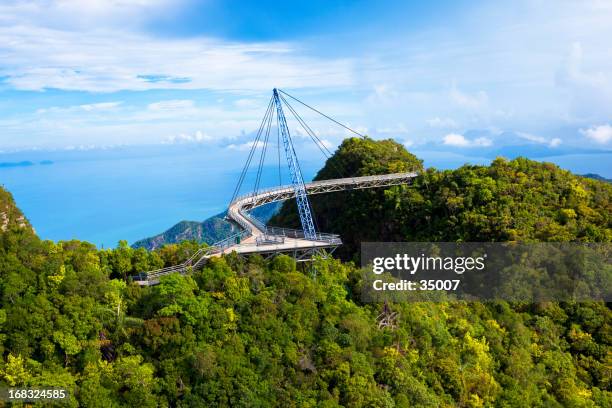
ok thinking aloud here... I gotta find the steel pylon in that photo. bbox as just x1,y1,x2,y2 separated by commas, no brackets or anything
272,88,317,240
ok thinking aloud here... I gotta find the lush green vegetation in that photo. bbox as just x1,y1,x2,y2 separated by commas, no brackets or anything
0,138,610,406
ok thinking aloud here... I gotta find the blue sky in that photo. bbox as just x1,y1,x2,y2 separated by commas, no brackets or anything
0,0,611,153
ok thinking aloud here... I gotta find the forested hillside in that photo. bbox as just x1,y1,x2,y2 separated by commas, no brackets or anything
271,137,612,260
132,214,237,250
0,138,610,407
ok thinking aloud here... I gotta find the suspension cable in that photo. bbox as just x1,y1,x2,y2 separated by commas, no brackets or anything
232,89,362,205
279,93,353,180
230,96,274,204
280,93,334,158
277,117,282,187
253,99,274,196
231,97,272,203
278,89,366,138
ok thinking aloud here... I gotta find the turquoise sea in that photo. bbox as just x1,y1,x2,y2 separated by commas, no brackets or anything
1,145,610,248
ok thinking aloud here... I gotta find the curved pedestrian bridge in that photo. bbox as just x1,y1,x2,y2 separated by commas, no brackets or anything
134,172,417,285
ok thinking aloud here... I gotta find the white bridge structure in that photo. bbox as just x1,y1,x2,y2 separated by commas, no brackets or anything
134,89,419,285
135,172,417,285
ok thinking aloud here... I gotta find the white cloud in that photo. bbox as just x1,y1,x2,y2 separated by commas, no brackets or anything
36,101,122,114
63,144,114,151
227,140,265,151
427,117,458,129
580,124,612,144
291,127,310,140
2,0,612,150
148,100,195,111
319,139,334,149
366,84,401,105
517,132,562,147
164,130,213,144
449,85,489,110
0,0,185,30
0,9,355,93
376,124,408,135
443,133,492,147
556,42,612,120
234,99,261,109
473,137,492,147
80,102,122,111
443,133,469,147
517,132,547,144
357,2,611,132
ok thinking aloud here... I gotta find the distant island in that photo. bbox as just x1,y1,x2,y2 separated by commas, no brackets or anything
582,173,612,183
0,160,54,168
0,160,34,168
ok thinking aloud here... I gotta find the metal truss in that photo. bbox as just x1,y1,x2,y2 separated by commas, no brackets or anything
272,88,317,240
234,171,419,211
234,245,338,262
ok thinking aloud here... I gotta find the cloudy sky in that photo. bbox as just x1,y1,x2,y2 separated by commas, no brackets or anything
0,0,611,152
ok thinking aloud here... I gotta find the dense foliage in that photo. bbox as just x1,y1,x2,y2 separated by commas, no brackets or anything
0,226,609,407
0,137,610,406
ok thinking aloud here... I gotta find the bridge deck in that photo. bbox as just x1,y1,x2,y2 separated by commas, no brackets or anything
134,172,417,285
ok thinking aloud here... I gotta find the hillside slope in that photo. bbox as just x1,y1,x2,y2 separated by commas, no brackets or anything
0,187,34,235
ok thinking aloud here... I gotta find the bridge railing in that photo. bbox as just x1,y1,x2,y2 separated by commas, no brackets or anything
237,209,340,244
133,263,188,281
256,234,285,245
134,229,252,281
264,226,342,244
232,185,293,207
212,229,252,249
244,211,267,231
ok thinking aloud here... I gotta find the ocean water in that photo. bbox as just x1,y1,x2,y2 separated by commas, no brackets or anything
1,145,609,248
0,145,321,247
